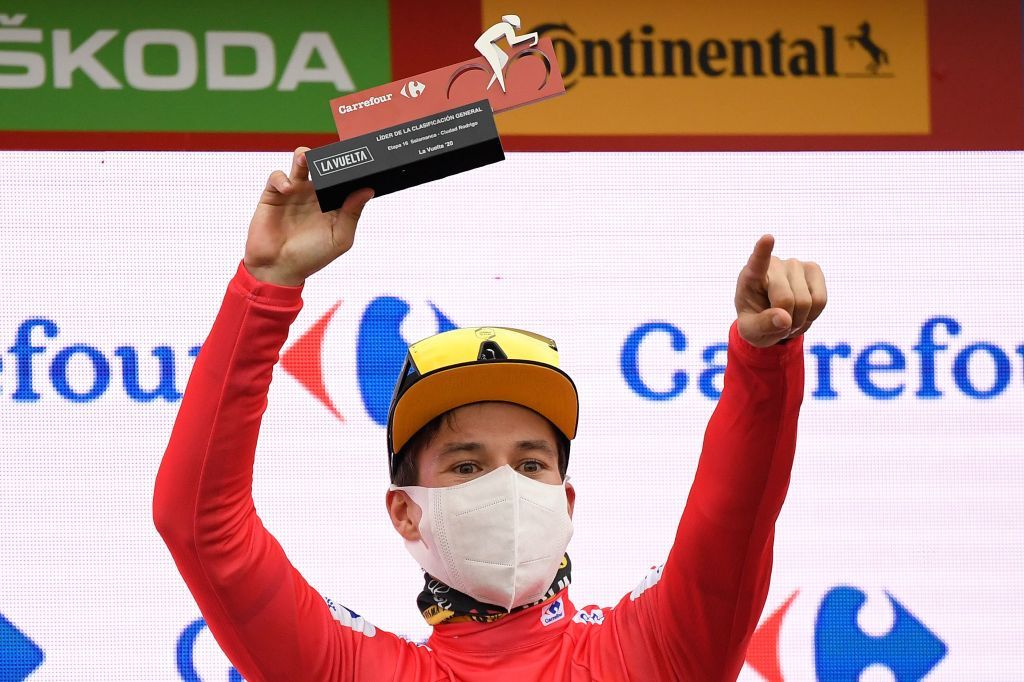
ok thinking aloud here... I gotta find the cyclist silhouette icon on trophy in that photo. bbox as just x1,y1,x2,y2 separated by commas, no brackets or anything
446,15,552,100
474,14,539,92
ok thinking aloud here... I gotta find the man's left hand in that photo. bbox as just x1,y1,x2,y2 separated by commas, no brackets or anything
734,234,828,348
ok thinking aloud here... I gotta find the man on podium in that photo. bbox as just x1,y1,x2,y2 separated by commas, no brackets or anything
154,147,827,680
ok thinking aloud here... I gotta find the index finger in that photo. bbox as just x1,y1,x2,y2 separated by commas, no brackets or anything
289,146,311,183
745,234,775,279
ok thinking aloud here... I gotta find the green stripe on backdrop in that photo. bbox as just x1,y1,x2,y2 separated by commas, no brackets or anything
0,1,391,133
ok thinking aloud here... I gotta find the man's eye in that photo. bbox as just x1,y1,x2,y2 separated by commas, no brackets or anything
519,460,543,474
454,462,478,475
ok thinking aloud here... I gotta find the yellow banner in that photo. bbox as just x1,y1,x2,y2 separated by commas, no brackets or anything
482,0,930,135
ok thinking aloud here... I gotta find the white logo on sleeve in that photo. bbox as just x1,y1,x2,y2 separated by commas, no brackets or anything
324,597,377,637
630,564,665,601
572,607,605,625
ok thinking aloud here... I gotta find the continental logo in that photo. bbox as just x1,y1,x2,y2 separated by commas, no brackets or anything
532,22,894,88
482,1,929,135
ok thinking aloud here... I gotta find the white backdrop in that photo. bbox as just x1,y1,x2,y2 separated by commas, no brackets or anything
1,151,1022,681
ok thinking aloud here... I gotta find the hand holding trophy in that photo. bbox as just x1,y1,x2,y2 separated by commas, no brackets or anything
243,14,565,287
244,146,374,287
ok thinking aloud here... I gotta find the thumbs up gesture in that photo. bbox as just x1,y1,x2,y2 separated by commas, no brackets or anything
735,235,828,348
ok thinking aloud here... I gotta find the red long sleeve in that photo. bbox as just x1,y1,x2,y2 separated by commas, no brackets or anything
669,320,804,677
152,261,422,682
590,319,805,680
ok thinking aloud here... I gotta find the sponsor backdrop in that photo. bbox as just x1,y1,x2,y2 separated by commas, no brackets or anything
1,150,1022,680
481,0,934,135
2,0,1023,150
0,1,391,149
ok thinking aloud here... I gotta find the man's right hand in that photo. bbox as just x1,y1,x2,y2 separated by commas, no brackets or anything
243,146,374,287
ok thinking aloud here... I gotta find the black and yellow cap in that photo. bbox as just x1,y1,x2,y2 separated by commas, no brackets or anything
386,326,579,479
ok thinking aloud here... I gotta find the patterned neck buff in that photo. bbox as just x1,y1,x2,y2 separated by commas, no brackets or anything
418,554,572,625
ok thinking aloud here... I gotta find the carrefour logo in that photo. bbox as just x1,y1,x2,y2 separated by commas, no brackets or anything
745,586,947,681
0,296,455,414
280,296,455,424
622,316,1024,401
0,611,44,681
2,318,198,403
176,619,241,682
3,309,1020,410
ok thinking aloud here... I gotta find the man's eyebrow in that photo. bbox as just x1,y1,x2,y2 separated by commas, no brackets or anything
434,440,555,457
516,440,555,455
437,442,484,456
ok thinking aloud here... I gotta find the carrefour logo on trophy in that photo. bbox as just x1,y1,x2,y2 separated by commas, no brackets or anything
306,14,565,212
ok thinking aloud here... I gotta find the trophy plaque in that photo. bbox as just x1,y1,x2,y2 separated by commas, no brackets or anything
306,16,565,212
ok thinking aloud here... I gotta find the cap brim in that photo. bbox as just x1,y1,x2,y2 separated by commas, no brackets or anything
390,361,578,454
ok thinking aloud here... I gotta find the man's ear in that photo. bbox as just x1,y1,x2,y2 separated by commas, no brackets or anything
565,481,576,519
386,489,422,542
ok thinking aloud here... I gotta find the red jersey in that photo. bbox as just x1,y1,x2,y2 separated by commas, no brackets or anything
154,261,805,681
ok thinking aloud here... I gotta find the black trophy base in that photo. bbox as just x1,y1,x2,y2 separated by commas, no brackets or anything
307,100,505,213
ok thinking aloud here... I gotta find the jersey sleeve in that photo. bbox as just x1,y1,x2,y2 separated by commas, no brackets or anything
587,319,805,680
153,261,424,682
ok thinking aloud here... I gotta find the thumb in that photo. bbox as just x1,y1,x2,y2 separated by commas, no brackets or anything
741,308,792,346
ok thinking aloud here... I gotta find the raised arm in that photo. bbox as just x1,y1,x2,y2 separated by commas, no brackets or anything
595,236,827,680
659,316,805,678
153,149,383,681
666,236,826,677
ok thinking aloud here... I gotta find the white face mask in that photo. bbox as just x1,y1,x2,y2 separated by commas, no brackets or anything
392,464,574,612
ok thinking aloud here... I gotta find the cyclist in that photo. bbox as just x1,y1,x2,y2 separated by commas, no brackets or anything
154,147,827,680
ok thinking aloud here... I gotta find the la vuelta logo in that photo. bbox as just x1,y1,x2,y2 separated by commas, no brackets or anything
280,297,455,423
746,586,947,681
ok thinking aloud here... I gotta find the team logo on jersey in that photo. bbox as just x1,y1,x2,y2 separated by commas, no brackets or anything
629,564,665,600
540,597,565,626
572,607,605,625
324,597,377,638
